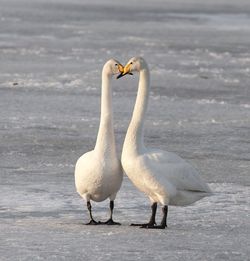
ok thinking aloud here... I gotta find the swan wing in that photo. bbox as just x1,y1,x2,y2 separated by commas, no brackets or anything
143,149,211,193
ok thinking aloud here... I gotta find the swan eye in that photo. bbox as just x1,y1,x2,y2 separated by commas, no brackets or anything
130,62,133,65
115,63,118,66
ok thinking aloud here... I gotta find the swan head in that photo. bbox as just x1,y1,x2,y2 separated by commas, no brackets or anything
103,59,124,77
117,57,147,79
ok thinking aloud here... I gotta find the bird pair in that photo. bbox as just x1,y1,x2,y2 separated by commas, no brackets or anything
75,57,211,229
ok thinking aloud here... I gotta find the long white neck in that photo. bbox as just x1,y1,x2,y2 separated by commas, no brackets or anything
123,67,150,154
94,70,116,156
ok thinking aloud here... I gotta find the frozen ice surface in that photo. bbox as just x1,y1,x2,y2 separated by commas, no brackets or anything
0,0,250,260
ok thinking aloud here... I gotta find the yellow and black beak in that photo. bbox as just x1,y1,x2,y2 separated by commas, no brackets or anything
117,63,133,79
118,64,124,74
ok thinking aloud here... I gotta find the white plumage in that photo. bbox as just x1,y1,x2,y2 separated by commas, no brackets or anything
119,57,211,229
75,59,123,225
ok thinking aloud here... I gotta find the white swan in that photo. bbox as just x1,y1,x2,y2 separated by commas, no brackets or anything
117,57,211,229
75,59,124,225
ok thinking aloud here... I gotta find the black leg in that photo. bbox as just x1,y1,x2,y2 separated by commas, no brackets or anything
160,205,168,228
100,200,121,225
85,201,99,225
131,202,157,227
146,205,168,229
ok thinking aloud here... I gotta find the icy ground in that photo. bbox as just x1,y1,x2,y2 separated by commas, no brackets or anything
0,0,250,260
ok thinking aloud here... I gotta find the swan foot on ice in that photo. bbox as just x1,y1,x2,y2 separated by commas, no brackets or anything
130,202,157,227
144,224,167,229
99,218,121,225
130,222,156,227
85,219,100,225
98,201,121,225
142,205,168,230
131,204,168,230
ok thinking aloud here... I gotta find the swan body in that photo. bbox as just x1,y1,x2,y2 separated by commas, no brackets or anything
75,59,123,225
118,57,211,228
122,148,211,206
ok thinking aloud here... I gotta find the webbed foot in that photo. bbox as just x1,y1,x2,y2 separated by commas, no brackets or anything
85,219,99,225
100,218,121,225
130,222,156,227
142,224,167,229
